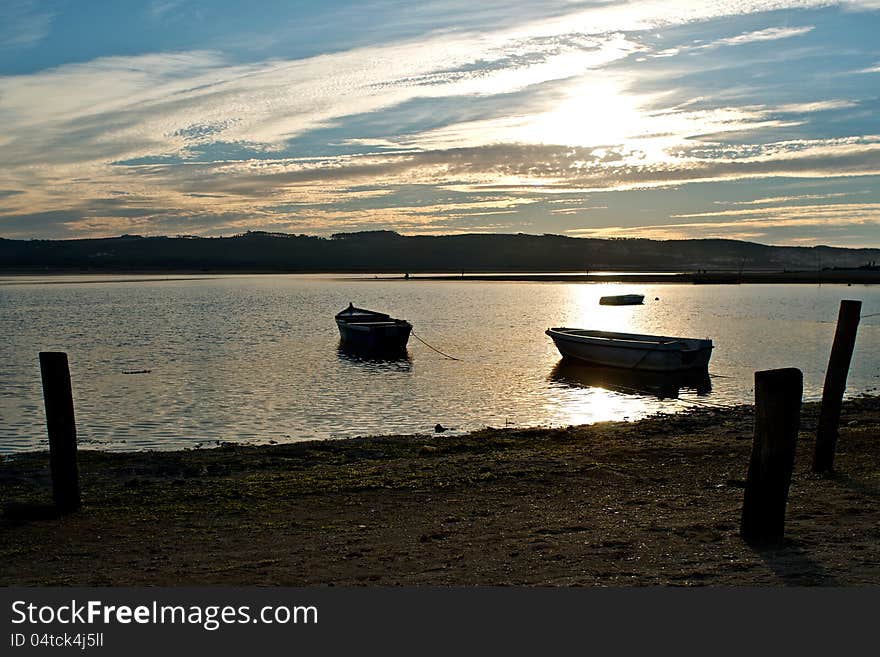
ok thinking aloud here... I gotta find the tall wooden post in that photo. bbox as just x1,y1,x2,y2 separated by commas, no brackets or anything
741,368,802,544
813,300,862,473
39,351,81,514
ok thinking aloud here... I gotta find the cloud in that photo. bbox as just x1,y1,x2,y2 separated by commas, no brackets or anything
670,202,880,221
772,100,857,113
0,2,851,159
0,1,55,50
650,24,816,59
1,0,880,243
703,26,815,48
713,191,864,205
91,136,880,214
149,1,186,21
566,202,880,243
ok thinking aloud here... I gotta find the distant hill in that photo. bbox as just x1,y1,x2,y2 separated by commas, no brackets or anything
1,231,878,273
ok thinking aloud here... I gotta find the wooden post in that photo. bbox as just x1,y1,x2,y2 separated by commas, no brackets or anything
813,300,862,473
39,351,81,514
741,368,802,544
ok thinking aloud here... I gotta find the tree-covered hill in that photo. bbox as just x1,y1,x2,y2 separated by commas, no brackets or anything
1,231,878,273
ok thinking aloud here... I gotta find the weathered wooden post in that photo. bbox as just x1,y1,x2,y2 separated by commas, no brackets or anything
39,351,81,514
813,300,862,473
741,368,802,544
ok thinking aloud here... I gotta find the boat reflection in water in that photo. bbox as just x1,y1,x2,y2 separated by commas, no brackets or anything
336,344,412,372
549,359,711,400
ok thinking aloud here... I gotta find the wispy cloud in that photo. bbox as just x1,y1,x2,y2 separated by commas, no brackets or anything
653,24,816,58
566,202,880,243
0,1,55,50
149,1,186,21
705,26,815,48
772,100,857,113
713,191,863,205
670,202,880,221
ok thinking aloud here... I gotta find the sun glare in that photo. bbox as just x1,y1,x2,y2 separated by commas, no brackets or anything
517,77,649,148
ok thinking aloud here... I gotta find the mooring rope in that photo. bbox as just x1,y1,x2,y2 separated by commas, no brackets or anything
411,329,461,360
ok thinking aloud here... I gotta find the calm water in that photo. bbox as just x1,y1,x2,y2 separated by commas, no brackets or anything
2,275,878,453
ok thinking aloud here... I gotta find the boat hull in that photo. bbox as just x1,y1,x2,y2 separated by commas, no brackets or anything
546,328,712,372
599,294,645,306
336,319,412,353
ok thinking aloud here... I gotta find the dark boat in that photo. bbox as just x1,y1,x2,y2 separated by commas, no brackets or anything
335,303,412,353
599,294,645,305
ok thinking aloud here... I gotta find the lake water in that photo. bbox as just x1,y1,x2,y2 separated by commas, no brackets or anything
2,274,878,453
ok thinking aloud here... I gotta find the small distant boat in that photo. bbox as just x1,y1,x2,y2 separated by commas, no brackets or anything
599,294,645,306
335,303,412,352
546,328,712,372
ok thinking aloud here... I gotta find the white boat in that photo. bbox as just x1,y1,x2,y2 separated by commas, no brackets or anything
546,327,712,372
599,294,644,306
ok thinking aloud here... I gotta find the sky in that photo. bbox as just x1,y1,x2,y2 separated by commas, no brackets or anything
1,1,879,246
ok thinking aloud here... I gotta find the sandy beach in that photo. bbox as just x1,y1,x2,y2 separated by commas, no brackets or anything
1,396,878,587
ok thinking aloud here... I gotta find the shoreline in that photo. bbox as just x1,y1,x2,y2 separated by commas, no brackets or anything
2,269,879,284
2,396,878,586
407,270,880,284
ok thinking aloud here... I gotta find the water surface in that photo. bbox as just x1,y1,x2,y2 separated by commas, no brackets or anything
2,275,878,452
